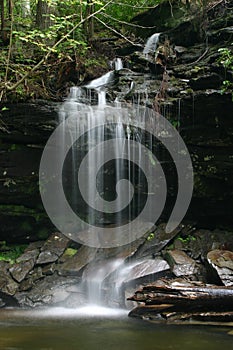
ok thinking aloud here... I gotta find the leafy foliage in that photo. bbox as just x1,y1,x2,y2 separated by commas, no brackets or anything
218,46,233,100
0,0,162,100
0,0,222,100
0,241,28,264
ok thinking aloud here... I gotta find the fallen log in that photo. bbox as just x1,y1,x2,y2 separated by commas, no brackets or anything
129,307,233,324
128,279,233,317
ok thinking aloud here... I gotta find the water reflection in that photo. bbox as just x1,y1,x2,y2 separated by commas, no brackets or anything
0,309,232,350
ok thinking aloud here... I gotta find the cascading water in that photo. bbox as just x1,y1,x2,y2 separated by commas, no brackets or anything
52,46,192,308
58,56,156,306
143,33,160,58
114,57,123,70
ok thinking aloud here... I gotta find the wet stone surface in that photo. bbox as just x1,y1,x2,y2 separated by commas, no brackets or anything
164,249,199,277
207,249,233,286
36,232,70,265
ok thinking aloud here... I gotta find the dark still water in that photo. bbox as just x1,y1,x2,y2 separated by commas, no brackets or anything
0,307,232,350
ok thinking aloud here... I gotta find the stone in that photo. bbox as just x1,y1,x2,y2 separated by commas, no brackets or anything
164,249,199,277
103,257,170,307
94,237,145,262
132,223,183,259
207,249,233,286
19,267,44,292
116,258,170,287
36,251,59,265
9,258,35,283
15,275,80,307
0,272,18,296
42,263,55,276
16,248,39,263
57,246,97,276
36,232,70,264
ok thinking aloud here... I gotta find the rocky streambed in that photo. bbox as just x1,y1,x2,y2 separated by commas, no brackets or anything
0,223,232,325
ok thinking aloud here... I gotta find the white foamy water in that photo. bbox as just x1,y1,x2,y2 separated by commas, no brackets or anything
4,307,128,319
143,33,160,58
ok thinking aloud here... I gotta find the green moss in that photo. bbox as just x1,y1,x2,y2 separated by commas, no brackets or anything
147,232,155,241
177,235,196,244
0,204,46,220
63,248,78,257
0,242,28,264
8,144,24,152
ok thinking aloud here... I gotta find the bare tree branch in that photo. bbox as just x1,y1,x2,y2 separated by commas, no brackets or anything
100,12,157,29
94,15,143,48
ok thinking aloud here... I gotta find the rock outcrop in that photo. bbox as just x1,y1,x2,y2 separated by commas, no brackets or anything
0,224,231,309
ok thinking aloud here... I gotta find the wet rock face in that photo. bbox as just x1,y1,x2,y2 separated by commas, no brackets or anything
164,249,199,278
121,258,170,286
9,259,35,283
57,246,97,277
0,227,231,308
0,101,58,242
36,232,70,265
207,249,233,286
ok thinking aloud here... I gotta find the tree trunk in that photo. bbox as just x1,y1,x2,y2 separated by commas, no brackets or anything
36,0,54,30
0,0,5,42
84,0,94,39
0,0,10,45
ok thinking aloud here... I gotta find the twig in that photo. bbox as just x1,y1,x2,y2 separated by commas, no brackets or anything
94,16,143,48
101,12,157,29
169,0,174,18
108,2,159,9
187,47,209,65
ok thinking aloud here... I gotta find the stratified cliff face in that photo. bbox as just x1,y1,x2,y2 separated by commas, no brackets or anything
116,0,233,229
0,102,58,242
0,1,233,242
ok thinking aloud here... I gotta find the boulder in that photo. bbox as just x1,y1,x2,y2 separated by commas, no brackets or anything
164,249,199,277
57,245,97,276
15,275,80,307
115,258,170,288
36,232,70,264
0,262,19,296
9,259,35,283
207,249,233,286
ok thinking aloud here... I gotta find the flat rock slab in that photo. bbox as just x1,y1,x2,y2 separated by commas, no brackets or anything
57,246,97,276
116,258,170,287
95,238,145,262
15,275,80,308
132,223,183,259
207,249,233,286
0,272,18,296
71,221,153,248
9,259,35,283
16,248,39,263
36,232,70,264
164,249,199,277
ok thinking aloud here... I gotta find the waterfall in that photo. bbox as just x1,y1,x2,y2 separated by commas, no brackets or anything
114,57,123,70
85,71,114,89
143,33,160,58
58,64,152,306
48,49,192,308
